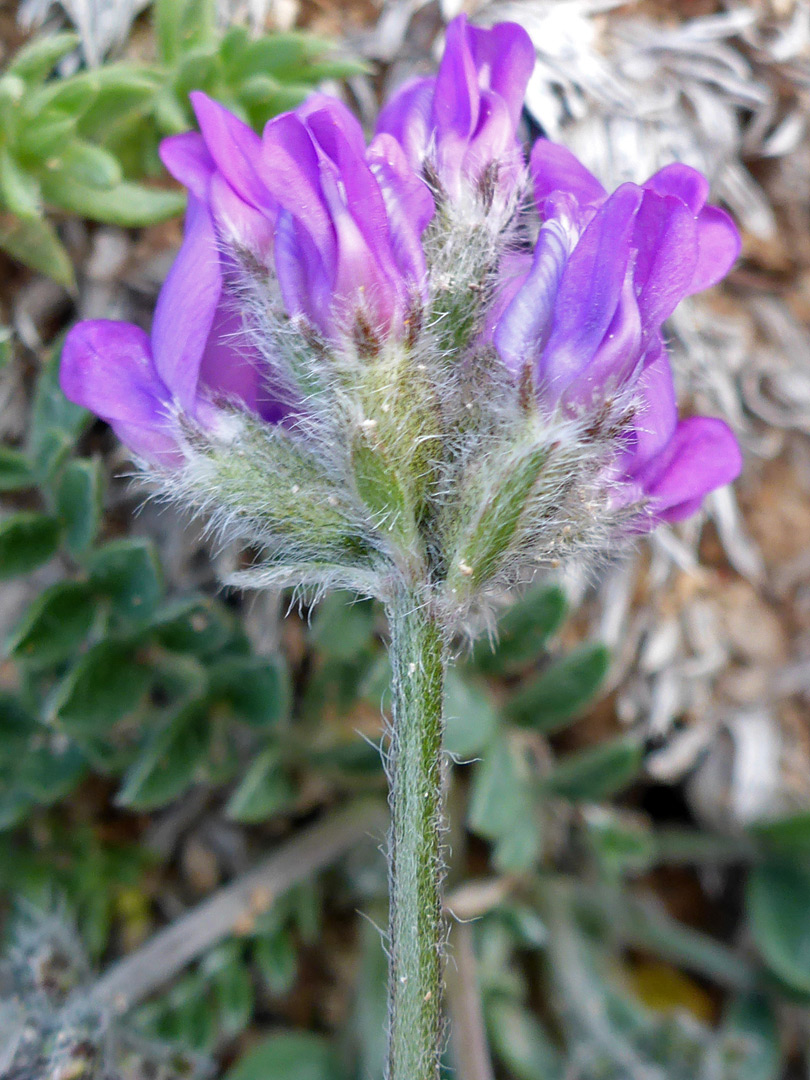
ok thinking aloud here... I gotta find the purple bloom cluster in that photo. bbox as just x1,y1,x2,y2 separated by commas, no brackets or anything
493,144,742,521
61,13,741,537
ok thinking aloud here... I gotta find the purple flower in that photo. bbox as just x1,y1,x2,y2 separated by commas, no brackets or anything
377,14,535,206
60,22,742,537
491,142,742,524
183,91,434,340
61,191,281,466
61,90,435,464
618,345,742,524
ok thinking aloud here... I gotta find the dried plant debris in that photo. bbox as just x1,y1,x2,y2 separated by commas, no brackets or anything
0,907,212,1080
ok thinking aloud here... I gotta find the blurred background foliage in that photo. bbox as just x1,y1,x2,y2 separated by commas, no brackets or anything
1,1,810,1078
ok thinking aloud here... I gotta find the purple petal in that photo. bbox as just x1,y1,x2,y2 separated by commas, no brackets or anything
60,321,179,463
466,19,535,131
643,163,740,295
274,209,333,332
151,194,222,413
190,92,275,216
159,132,214,199
316,160,401,333
431,18,481,194
209,171,274,260
375,77,434,168
197,305,283,422
433,15,480,144
565,274,641,405
494,218,571,376
259,112,335,268
483,250,533,344
461,92,524,192
367,133,434,296
635,415,743,522
690,205,741,293
530,140,606,215
632,189,698,343
643,163,709,214
297,92,368,161
307,104,403,291
625,341,677,468
539,183,643,395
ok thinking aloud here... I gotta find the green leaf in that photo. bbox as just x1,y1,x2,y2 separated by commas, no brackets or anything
444,670,498,758
17,110,79,160
161,971,217,1050
749,811,810,852
8,33,79,82
493,804,542,873
233,33,340,81
77,72,159,141
25,76,97,123
55,639,151,734
722,995,781,1080
0,789,35,830
17,743,87,804
584,808,655,875
486,997,563,1080
352,917,388,1080
6,580,96,668
747,859,810,994
254,931,298,996
30,349,90,452
0,213,75,289
506,643,610,732
471,584,567,674
0,446,35,491
0,512,61,579
49,140,123,189
152,595,236,656
543,737,643,802
117,702,211,809
237,75,308,114
468,735,525,841
153,87,192,135
225,1032,345,1080
0,692,34,754
57,458,103,555
88,538,163,622
309,592,376,661
0,148,42,218
0,325,12,367
33,428,73,484
226,749,293,822
210,948,254,1037
40,175,185,226
155,0,189,63
209,656,289,726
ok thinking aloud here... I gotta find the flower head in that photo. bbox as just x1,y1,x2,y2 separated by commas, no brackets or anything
60,18,743,614
491,143,742,527
169,91,434,342
377,15,535,213
61,190,281,467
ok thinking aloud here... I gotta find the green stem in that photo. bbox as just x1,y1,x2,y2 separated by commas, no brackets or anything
385,587,447,1080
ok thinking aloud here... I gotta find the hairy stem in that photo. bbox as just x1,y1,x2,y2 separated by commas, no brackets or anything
386,588,447,1080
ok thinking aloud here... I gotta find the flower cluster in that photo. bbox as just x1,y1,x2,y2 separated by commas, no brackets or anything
61,14,742,615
